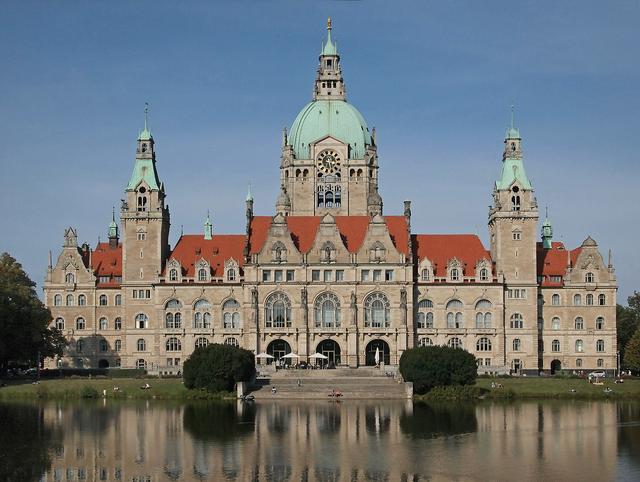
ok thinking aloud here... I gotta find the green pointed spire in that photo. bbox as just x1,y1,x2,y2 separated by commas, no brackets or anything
542,206,553,249
496,106,531,190
138,102,152,141
204,210,213,240
108,207,118,239
322,17,337,56
505,104,520,139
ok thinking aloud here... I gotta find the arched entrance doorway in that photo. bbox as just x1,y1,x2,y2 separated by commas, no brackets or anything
550,359,562,374
98,359,109,369
266,339,292,366
316,339,341,367
365,339,390,366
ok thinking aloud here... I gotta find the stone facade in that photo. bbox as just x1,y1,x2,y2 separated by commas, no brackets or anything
43,22,617,375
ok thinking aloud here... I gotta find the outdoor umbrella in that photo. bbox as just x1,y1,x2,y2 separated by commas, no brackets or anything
282,353,299,359
308,353,328,359
374,347,380,365
255,353,274,359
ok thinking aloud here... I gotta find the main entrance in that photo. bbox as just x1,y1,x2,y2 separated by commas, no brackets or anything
550,359,562,375
266,339,292,365
365,339,390,366
316,339,341,367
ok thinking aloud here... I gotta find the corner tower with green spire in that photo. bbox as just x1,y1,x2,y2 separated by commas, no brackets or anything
280,19,382,216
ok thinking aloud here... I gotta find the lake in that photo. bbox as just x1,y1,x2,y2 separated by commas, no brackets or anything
0,399,639,481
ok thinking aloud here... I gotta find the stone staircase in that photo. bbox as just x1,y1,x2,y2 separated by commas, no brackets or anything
249,368,411,399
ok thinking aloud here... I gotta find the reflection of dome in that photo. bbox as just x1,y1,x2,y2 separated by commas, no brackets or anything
289,100,372,160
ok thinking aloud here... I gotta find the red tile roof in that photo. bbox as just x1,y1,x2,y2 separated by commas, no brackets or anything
248,215,409,255
412,234,491,276
536,242,582,286
167,234,246,277
92,242,122,286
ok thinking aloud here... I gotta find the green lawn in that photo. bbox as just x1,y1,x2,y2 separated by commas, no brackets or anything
0,378,233,401
475,377,640,399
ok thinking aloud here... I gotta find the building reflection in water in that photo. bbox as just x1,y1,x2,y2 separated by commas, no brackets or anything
10,399,636,481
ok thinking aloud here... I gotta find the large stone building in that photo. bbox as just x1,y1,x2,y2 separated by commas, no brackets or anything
43,21,617,375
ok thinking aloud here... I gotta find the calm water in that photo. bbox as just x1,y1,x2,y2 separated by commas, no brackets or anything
0,400,639,481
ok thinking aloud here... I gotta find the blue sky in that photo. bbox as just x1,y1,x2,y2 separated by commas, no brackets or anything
0,0,638,302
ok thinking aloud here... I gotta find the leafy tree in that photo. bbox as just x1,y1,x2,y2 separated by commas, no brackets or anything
623,326,640,374
183,343,255,393
0,252,66,372
618,291,640,369
399,346,477,395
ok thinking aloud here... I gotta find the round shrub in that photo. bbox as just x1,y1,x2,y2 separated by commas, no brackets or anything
183,343,256,393
399,346,477,394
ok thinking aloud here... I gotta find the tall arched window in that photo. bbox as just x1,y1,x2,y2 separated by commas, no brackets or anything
586,294,594,306
76,317,85,330
364,292,390,328
198,268,207,282
66,294,74,306
551,339,560,352
265,292,292,328
115,294,122,306
476,337,492,351
575,317,584,330
479,268,489,281
114,317,122,330
446,299,463,328
223,299,241,329
421,269,430,282
512,338,521,351
573,294,582,306
475,299,492,329
416,299,434,329
450,268,460,281
551,317,560,330
166,337,181,351
99,340,108,352
510,313,523,329
165,299,182,329
575,339,584,352
227,269,236,282
169,269,178,281
552,294,560,306
137,339,146,351
78,294,86,306
55,318,64,330
54,294,62,306
596,339,605,352
598,294,606,306
596,317,604,330
314,293,341,328
135,313,148,329
99,294,108,306
195,337,208,349
193,299,212,329
99,317,108,330
585,272,595,283
448,337,462,349
114,339,121,352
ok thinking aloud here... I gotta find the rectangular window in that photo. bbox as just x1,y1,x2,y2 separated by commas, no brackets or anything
286,270,295,282
335,270,344,281
361,270,370,282
373,269,382,282
385,270,394,281
312,270,320,281
324,270,332,282
485,358,491,366
174,358,181,365
262,270,271,282
507,289,527,299
99,276,110,283
274,270,283,282
146,289,150,298
133,290,138,299
167,358,173,366
551,276,562,283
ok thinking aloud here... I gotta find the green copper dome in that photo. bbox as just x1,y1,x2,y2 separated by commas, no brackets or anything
289,100,372,159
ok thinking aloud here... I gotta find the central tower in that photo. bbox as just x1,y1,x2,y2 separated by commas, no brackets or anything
278,19,382,216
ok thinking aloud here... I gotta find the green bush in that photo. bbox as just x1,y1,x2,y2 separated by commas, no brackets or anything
80,386,99,399
399,346,477,394
183,344,255,393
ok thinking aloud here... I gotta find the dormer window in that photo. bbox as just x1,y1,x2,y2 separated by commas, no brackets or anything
169,269,178,281
585,272,595,283
450,268,460,281
198,268,207,282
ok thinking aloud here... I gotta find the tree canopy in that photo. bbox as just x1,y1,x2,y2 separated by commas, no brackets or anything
618,291,640,369
623,325,640,373
0,252,66,372
183,343,255,393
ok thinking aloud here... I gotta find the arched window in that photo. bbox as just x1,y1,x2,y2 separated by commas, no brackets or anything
552,294,560,306
510,313,523,329
65,273,75,284
114,339,121,352
575,317,584,330
224,337,239,347
265,292,292,328
513,338,521,351
223,299,241,329
448,337,462,349
598,294,606,306
99,317,108,330
551,339,560,352
53,294,63,306
195,337,208,349
552,317,560,330
55,318,64,330
575,339,584,352
169,269,178,281
166,337,181,351
416,299,434,329
596,339,605,352
99,294,108,306
198,268,207,282
576,358,582,368
511,194,521,211
193,299,212,329
136,339,146,351
475,299,492,329
99,340,108,352
76,340,84,353
364,292,390,328
76,317,85,330
476,337,492,351
419,337,433,347
165,299,182,329
573,294,582,306
135,313,148,329
227,269,236,282
597,358,604,367
136,359,147,370
596,317,604,330
314,293,341,328
450,268,460,281
115,294,122,306
479,268,489,281
446,299,464,328
586,294,594,306
585,272,595,283
66,294,74,306
114,317,122,330
421,269,430,282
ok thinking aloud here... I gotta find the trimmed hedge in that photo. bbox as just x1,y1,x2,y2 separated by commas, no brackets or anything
399,346,477,394
183,343,255,393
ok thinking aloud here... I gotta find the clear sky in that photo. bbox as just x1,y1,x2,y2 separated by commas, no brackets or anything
0,0,638,302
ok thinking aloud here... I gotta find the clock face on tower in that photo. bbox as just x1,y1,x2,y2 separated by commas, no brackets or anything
316,149,341,174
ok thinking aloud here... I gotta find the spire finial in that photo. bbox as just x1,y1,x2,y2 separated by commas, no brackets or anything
327,17,332,30
112,206,116,223
144,102,149,131
545,205,548,219
510,104,515,129
246,182,253,202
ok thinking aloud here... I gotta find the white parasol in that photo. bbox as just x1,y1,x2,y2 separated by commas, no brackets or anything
255,353,274,359
309,353,329,359
282,353,299,359
374,347,380,365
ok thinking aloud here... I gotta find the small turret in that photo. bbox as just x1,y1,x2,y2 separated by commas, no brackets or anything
108,207,119,248
314,18,346,101
204,211,213,240
541,207,553,249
